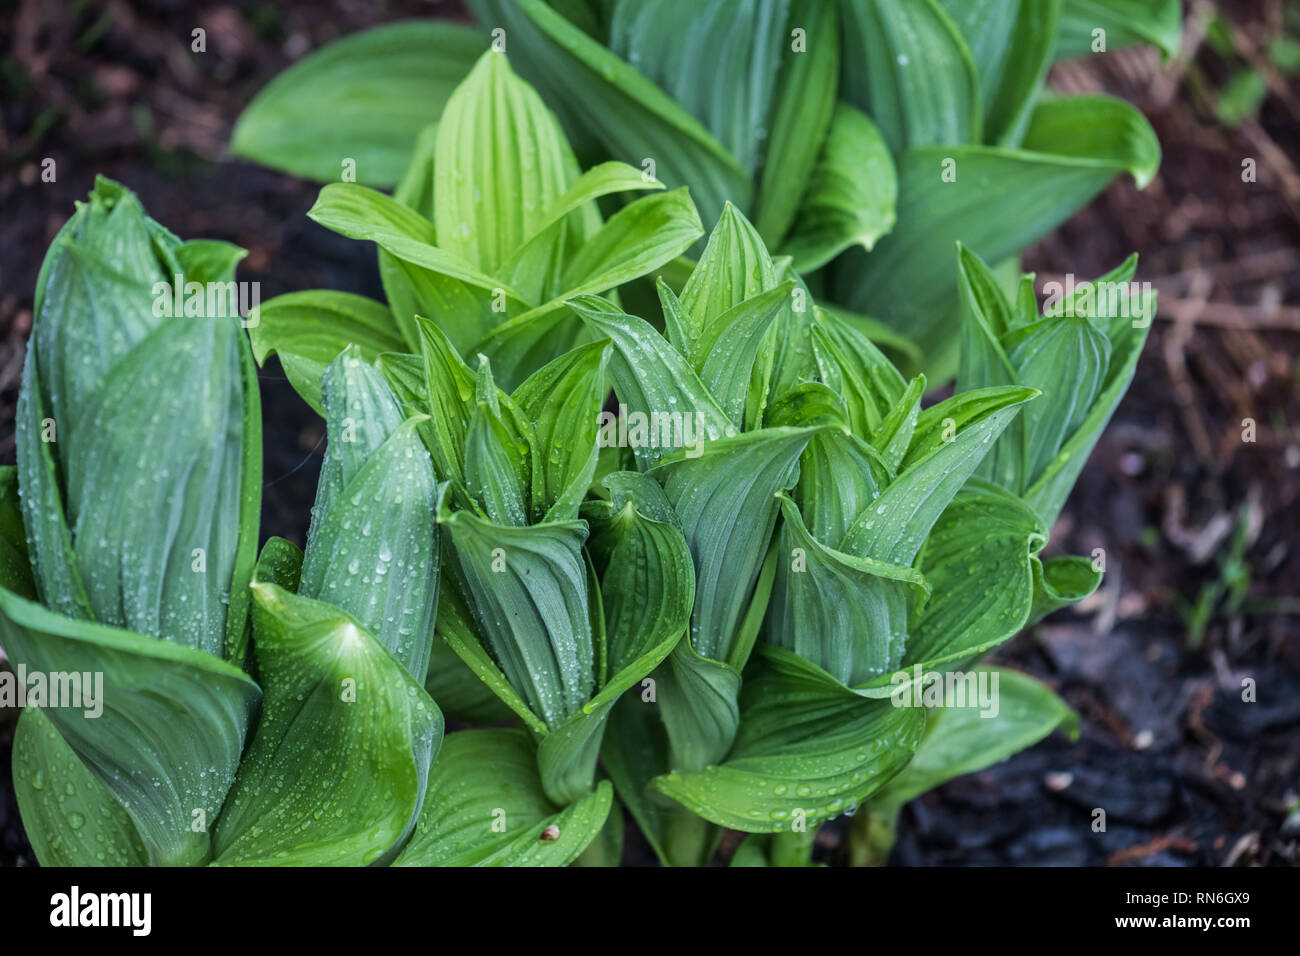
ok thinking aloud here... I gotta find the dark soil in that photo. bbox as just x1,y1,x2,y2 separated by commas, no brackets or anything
1,0,1297,867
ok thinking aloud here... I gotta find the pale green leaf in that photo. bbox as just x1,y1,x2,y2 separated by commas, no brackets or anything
231,21,484,187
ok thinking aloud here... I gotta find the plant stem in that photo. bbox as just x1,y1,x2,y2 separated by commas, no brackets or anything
846,803,900,867
769,826,816,867
662,805,716,867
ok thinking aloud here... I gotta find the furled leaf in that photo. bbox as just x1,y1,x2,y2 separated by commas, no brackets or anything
1028,553,1103,626
18,178,261,660
439,506,595,729
584,471,694,680
231,21,485,187
838,0,981,152
780,102,897,272
463,359,532,526
393,729,611,866
299,351,441,683
212,582,442,866
652,427,821,664
513,340,610,522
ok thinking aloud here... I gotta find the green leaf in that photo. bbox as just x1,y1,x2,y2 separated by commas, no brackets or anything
697,281,796,428
12,707,148,867
585,471,694,680
767,495,928,685
0,587,260,866
231,21,485,187
1023,261,1154,525
554,187,705,302
602,692,683,864
18,179,261,659
435,577,549,736
839,0,981,152
212,582,442,865
680,203,780,350
440,507,595,729
55,317,254,658
810,309,908,437
874,667,1077,806
409,318,478,490
939,0,1063,145
467,0,750,227
793,428,886,546
871,374,926,473
1007,312,1111,484
513,340,610,522
1028,553,1103,626
899,478,1047,670
607,0,790,177
654,638,743,772
434,52,580,274
755,0,840,247
500,160,666,302
780,102,897,272
568,294,730,469
651,648,925,831
985,0,1063,145
652,427,821,663
841,386,1037,566
300,351,441,682
1055,0,1182,61
463,359,532,526
835,94,1160,375
469,189,704,392
0,468,35,600
308,183,531,325
249,291,406,416
393,729,611,866
956,245,1027,490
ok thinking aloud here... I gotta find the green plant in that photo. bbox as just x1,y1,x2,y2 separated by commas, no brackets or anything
232,0,1174,375
557,203,1149,866
5,4,1168,866
250,50,703,404
0,180,609,867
